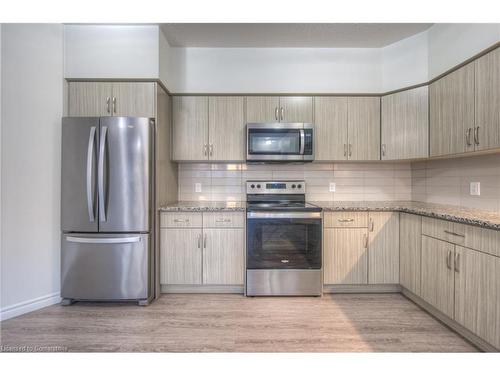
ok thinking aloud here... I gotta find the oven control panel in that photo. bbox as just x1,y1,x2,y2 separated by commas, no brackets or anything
246,180,305,194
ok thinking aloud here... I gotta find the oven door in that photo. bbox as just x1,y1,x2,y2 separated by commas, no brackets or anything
247,124,304,161
246,212,322,269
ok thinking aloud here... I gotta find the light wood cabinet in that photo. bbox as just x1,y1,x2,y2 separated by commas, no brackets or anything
324,211,368,228
381,86,429,160
429,63,475,157
160,228,202,285
399,213,422,296
172,96,209,161
203,228,245,285
474,47,500,151
208,97,245,161
314,97,348,160
454,246,500,349
421,235,455,318
68,81,155,117
324,227,368,284
347,97,381,161
368,212,399,284
245,96,313,123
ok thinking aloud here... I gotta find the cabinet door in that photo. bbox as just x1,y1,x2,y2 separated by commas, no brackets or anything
112,82,155,117
381,86,429,160
454,246,500,349
279,96,313,123
368,212,400,284
246,96,280,123
203,229,244,285
421,236,455,318
172,96,209,161
208,96,245,161
347,97,380,160
474,47,500,151
399,213,422,295
429,63,475,156
160,228,202,285
314,97,348,160
324,228,368,284
68,82,112,116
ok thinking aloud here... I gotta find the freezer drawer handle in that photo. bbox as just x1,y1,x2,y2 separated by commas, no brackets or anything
98,126,108,222
86,126,96,222
66,236,141,244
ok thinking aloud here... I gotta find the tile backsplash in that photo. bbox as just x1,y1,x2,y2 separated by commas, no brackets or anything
411,154,500,213
178,162,412,202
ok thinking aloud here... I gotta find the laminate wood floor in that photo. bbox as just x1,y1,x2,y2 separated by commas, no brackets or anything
0,293,478,352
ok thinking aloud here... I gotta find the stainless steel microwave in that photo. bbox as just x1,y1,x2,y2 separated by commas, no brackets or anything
246,123,314,162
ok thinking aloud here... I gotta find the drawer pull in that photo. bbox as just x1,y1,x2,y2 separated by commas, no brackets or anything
215,218,231,223
174,219,190,223
444,230,465,238
338,218,355,223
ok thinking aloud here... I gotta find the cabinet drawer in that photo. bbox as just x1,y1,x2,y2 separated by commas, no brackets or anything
463,225,500,258
160,212,202,228
203,212,245,228
422,217,467,246
324,212,368,228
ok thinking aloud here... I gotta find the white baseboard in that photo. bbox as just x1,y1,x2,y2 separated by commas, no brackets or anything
0,292,61,321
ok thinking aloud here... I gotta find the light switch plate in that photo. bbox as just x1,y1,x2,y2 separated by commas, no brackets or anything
329,182,336,192
195,183,202,193
470,182,480,196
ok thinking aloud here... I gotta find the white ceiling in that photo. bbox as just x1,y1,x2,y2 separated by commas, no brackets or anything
161,23,433,48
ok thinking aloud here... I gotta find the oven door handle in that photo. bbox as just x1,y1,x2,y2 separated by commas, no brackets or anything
247,211,321,219
299,129,305,155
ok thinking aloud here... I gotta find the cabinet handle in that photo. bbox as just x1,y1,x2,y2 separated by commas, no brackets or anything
106,97,111,114
112,97,116,114
465,128,472,146
275,107,279,121
446,250,452,270
454,252,460,273
174,218,190,223
338,218,354,223
215,218,231,223
197,234,201,249
280,107,284,121
203,144,208,156
363,234,368,249
348,144,352,157
343,144,347,157
381,144,386,157
444,230,465,238
203,233,207,248
209,144,213,157
369,218,374,232
474,126,480,145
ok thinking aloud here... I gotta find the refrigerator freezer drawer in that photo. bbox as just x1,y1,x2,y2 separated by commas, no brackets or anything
61,233,150,301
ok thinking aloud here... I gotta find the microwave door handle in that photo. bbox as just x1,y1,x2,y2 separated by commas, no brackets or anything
300,129,305,155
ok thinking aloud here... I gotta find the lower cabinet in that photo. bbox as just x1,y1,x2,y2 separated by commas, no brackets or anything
368,212,399,284
399,213,422,295
160,212,245,287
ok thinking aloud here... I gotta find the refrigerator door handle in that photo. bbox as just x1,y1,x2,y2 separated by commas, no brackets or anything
66,236,141,244
98,126,108,222
86,126,96,222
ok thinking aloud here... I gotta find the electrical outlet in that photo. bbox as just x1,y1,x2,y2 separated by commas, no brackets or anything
470,182,480,196
329,182,336,192
195,183,202,193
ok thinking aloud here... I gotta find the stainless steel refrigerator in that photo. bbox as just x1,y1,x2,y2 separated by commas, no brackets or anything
61,117,155,306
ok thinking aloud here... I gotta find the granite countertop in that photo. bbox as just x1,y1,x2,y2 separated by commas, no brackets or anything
311,201,500,230
159,201,246,212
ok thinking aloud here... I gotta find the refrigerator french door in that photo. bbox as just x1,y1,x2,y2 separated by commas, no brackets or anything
61,117,154,305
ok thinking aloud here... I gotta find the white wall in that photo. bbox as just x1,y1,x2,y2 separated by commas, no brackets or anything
1,24,64,320
64,25,160,79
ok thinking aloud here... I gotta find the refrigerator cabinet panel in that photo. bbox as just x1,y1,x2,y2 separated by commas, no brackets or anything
61,233,150,301
61,117,100,232
98,117,153,232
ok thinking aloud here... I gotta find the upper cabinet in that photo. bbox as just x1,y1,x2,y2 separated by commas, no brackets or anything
347,97,381,161
68,81,155,117
245,96,313,123
474,47,500,152
381,86,429,160
314,97,348,161
430,62,475,157
172,96,245,162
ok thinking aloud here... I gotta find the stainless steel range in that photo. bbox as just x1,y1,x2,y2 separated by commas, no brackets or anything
245,181,322,296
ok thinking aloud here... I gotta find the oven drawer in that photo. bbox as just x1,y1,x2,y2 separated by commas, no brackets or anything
203,212,245,228
324,212,368,228
160,212,202,228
